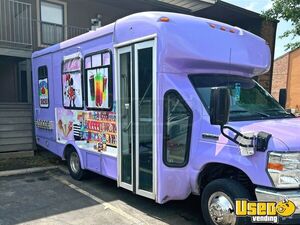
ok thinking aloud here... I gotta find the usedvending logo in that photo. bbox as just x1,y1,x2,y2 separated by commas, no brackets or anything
235,199,296,223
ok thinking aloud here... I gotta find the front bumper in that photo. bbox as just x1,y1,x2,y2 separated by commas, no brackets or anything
256,187,300,224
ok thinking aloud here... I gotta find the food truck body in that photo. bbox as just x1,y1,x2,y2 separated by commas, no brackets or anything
32,12,300,225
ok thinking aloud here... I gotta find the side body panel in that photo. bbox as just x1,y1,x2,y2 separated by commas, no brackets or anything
33,33,118,180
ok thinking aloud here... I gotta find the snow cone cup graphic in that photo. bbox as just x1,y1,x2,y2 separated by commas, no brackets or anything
99,70,103,106
95,69,101,106
103,73,108,103
89,74,95,101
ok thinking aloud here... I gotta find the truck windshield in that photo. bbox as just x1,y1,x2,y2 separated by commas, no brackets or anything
189,74,294,121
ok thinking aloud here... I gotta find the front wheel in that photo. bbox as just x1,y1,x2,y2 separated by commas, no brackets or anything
66,149,86,180
201,178,252,225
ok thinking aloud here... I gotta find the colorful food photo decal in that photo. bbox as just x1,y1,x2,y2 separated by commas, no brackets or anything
73,111,85,141
82,111,117,150
62,54,83,109
85,56,92,69
87,69,96,107
56,108,74,142
55,107,117,151
63,57,81,72
103,52,110,66
39,78,49,107
92,54,102,68
87,68,109,109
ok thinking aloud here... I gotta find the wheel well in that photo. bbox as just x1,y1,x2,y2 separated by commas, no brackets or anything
63,144,76,160
198,163,256,198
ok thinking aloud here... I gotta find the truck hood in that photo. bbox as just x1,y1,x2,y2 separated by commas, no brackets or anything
230,117,300,151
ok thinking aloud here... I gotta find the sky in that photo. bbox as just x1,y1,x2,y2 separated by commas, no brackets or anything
223,0,300,59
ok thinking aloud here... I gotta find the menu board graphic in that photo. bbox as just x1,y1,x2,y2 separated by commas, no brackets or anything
39,78,49,107
56,107,117,152
83,110,117,149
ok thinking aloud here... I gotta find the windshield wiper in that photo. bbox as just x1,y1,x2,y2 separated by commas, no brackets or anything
266,109,291,114
265,109,295,118
230,110,270,118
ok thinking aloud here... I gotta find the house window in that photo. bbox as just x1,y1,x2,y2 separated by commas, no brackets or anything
85,50,112,110
163,91,192,167
40,1,64,45
62,55,83,109
38,66,49,108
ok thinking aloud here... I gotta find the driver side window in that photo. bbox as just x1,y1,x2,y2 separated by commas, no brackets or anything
163,91,193,167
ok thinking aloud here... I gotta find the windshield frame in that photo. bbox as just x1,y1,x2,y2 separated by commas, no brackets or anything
189,74,294,122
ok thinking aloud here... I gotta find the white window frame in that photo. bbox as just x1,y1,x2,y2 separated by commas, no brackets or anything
36,0,67,47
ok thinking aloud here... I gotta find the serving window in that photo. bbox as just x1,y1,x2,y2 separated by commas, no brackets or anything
62,54,83,109
38,66,49,108
84,50,112,110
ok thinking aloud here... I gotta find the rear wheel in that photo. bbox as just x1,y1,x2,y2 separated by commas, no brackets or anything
66,149,86,180
201,178,252,225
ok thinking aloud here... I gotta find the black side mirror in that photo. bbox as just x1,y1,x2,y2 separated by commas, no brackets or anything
210,87,230,126
279,89,287,108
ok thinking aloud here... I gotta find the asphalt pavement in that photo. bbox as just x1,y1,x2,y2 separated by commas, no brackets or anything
0,168,204,225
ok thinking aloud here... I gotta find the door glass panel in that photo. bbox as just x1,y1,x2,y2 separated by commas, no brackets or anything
164,92,192,166
138,47,153,192
120,52,132,185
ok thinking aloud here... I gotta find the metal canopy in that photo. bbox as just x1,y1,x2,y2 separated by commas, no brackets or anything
156,0,217,12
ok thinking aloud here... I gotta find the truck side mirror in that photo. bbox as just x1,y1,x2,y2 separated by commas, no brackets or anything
210,87,230,126
209,87,272,155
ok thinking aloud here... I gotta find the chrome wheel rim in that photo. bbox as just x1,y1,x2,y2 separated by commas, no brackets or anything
208,192,236,225
70,152,80,173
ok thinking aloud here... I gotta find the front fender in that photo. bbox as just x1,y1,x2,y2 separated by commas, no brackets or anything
190,136,289,193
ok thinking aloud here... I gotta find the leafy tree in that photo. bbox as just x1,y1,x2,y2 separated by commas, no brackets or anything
263,0,300,50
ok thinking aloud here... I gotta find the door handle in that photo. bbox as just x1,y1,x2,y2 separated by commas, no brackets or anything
123,121,131,132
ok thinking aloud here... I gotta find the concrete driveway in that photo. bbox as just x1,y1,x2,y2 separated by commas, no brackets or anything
0,168,204,225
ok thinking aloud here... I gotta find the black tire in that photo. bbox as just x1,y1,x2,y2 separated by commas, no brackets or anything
201,178,252,225
66,148,86,180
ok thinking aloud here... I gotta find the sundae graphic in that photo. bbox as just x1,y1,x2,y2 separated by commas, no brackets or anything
56,109,74,141
58,119,73,137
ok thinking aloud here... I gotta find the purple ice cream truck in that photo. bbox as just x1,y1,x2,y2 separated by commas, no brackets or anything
32,12,300,225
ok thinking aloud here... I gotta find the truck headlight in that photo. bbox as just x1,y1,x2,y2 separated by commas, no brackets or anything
268,152,300,188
